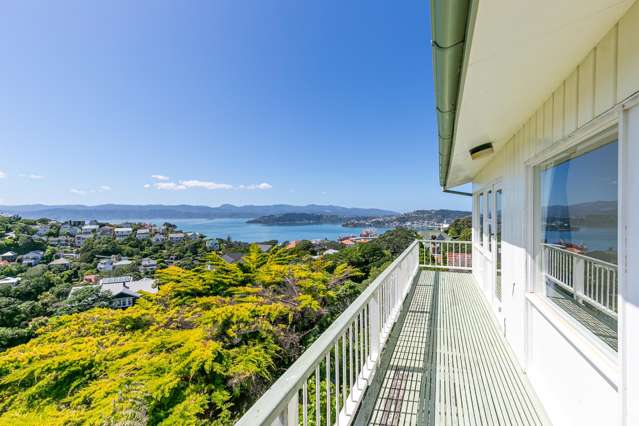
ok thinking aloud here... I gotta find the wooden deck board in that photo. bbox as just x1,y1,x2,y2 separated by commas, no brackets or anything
355,270,549,426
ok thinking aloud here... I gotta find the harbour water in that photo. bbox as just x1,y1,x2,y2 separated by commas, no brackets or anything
111,218,390,243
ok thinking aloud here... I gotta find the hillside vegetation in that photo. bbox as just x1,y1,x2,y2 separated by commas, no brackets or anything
0,228,418,425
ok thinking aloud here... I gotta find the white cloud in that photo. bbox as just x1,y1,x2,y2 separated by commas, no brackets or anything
70,188,87,195
19,173,44,180
154,182,187,191
238,182,273,190
151,174,170,181
145,178,273,191
99,185,112,191
0,171,6,179
180,180,233,190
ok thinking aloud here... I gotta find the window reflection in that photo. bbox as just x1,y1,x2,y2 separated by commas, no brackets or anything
538,141,618,351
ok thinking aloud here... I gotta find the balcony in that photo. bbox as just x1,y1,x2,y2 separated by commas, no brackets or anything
236,240,549,426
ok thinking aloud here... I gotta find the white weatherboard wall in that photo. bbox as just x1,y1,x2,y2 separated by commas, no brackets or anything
470,2,639,425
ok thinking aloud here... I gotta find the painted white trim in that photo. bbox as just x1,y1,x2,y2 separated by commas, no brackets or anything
522,109,620,383
526,293,618,388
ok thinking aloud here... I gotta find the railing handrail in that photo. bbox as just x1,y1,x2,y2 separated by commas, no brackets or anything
542,243,617,269
235,240,420,426
419,239,473,271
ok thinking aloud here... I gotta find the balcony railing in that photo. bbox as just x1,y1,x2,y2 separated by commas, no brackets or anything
236,240,420,426
419,239,472,271
543,243,618,318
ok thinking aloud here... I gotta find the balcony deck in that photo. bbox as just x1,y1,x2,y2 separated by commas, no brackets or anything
354,270,549,426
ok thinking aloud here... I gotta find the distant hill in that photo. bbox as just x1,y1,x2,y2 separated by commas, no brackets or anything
247,213,346,225
0,204,398,221
343,209,470,228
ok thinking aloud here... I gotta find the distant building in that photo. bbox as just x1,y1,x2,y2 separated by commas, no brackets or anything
286,240,301,249
98,226,114,237
0,251,18,262
48,257,71,271
323,249,339,256
206,239,219,250
257,243,273,252
84,274,99,283
48,236,70,247
139,258,157,273
114,228,133,240
22,250,44,266
0,277,20,286
75,233,93,247
113,259,133,269
135,229,150,240
69,276,158,309
169,233,185,243
81,224,99,235
97,259,113,272
222,253,244,264
152,234,165,244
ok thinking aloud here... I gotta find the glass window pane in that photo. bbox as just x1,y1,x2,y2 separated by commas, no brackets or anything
538,141,618,351
496,189,502,301
479,193,484,246
487,190,493,252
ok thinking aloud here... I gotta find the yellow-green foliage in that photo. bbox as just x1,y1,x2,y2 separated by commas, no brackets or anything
0,245,359,425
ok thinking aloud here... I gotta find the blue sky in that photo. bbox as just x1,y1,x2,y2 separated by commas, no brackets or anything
0,0,470,212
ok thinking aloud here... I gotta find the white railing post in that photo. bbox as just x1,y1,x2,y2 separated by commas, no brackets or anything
573,256,585,304
368,292,381,365
271,392,298,426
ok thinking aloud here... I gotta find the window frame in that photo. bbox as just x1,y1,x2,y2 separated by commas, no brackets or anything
524,118,620,374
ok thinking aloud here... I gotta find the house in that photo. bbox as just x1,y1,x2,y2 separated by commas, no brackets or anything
0,251,17,262
0,277,20,286
97,259,113,272
48,257,70,271
81,224,99,235
98,226,114,237
256,243,273,253
83,274,98,284
3,231,16,240
340,239,355,247
168,232,185,243
286,240,301,249
68,276,158,309
239,3,639,425
206,239,219,250
139,258,157,273
60,224,79,236
21,250,44,266
114,227,133,240
33,225,50,236
323,249,339,256
66,220,84,227
48,236,70,247
152,234,165,244
113,259,133,270
221,253,244,264
135,228,150,240
74,233,93,247
425,2,639,423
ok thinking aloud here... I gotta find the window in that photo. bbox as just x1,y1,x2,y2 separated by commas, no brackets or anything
536,140,618,351
487,190,493,252
478,193,484,247
496,189,503,301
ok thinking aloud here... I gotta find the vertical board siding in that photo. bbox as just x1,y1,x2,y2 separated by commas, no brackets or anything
618,1,639,102
564,70,579,135
594,25,618,116
552,84,565,142
472,2,639,368
578,51,596,127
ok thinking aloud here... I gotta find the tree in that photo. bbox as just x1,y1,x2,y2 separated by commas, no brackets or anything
56,286,113,315
447,216,472,240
